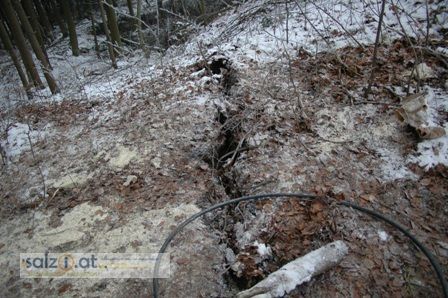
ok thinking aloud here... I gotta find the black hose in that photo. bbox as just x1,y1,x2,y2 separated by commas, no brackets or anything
152,193,448,298
152,193,317,297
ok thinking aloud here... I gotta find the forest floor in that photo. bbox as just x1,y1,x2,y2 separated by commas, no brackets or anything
0,0,447,297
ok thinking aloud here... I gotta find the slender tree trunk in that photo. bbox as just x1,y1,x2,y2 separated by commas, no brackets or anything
61,0,79,56
74,0,85,20
87,0,100,58
12,0,58,94
22,0,45,47
2,0,43,88
364,0,386,98
33,0,53,40
127,0,134,16
71,0,79,20
0,20,30,90
51,1,68,37
156,0,162,47
136,0,149,57
105,0,122,48
159,0,172,48
98,0,117,68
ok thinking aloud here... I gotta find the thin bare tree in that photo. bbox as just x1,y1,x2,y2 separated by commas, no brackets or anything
98,0,118,68
364,0,387,98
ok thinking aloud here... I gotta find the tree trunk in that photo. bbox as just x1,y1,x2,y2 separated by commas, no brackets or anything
127,0,134,16
76,0,85,20
51,1,68,37
105,0,122,49
156,0,162,47
2,0,43,88
157,0,171,48
21,0,45,47
12,0,59,94
136,0,149,57
0,20,30,90
86,0,100,58
61,0,79,56
364,0,386,98
98,0,117,68
33,0,53,40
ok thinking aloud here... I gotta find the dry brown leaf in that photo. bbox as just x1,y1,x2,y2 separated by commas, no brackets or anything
360,194,375,203
310,201,325,214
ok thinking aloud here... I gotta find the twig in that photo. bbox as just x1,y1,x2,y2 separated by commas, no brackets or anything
364,0,387,98
352,100,400,106
159,8,200,29
414,46,448,68
294,0,352,76
218,145,258,164
310,1,365,49
101,0,158,39
314,133,351,144
26,124,46,203
196,41,213,76
285,0,289,44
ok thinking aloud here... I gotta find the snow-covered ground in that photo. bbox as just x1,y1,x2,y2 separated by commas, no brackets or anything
2,0,446,176
0,0,447,297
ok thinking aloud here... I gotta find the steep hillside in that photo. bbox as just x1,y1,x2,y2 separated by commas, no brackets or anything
0,0,447,297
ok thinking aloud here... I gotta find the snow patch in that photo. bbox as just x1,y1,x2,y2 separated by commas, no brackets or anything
377,147,417,181
408,89,448,170
254,241,272,257
378,230,389,242
410,131,448,170
1,123,50,161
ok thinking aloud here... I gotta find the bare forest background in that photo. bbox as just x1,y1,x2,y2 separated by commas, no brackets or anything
0,0,230,96
0,0,447,297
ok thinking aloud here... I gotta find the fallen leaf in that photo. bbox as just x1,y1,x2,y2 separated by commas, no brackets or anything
310,201,325,214
360,194,375,203
58,283,72,294
176,258,190,265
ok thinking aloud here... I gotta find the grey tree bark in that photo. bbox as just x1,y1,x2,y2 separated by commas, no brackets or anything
105,0,122,49
12,0,59,94
0,20,30,90
33,0,53,40
98,0,117,68
127,0,134,16
22,0,45,47
61,0,79,56
2,0,43,88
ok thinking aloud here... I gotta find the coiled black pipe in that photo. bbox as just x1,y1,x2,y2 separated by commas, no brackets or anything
152,193,448,298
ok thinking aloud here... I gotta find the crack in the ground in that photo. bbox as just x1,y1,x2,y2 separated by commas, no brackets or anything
198,55,264,291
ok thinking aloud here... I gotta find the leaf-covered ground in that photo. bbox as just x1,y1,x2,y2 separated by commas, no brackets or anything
0,0,447,297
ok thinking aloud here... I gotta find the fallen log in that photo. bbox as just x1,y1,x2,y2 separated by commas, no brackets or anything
237,240,349,298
